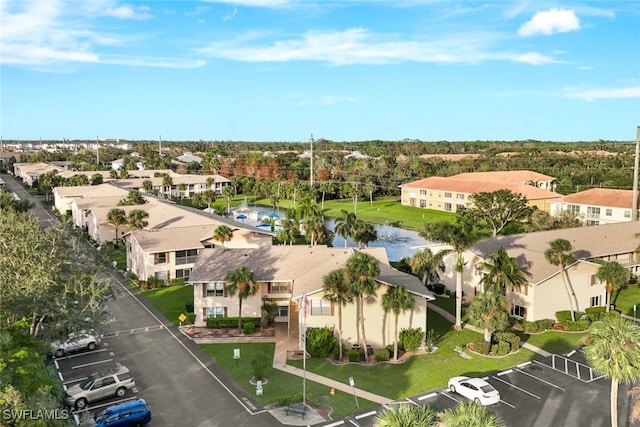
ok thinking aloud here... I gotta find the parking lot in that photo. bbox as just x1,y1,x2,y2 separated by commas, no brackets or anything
321,349,639,427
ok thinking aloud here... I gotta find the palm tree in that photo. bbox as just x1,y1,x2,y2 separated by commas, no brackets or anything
322,269,352,361
374,404,438,427
222,185,234,214
303,214,327,246
363,182,376,207
225,266,258,333
440,401,506,427
584,316,640,427
162,174,173,199
127,209,149,230
118,190,145,206
335,209,357,248
420,216,488,330
142,180,153,193
595,261,629,312
178,183,187,204
213,225,233,250
345,252,380,360
408,247,448,287
353,220,377,249
466,292,510,343
477,247,528,295
544,238,578,321
630,385,640,423
106,208,127,248
381,286,415,360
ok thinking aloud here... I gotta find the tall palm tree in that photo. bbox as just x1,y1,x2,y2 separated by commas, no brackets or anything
213,225,233,249
106,208,127,248
178,183,187,204
477,247,528,295
420,216,488,330
595,261,629,312
222,185,234,214
335,209,357,248
345,252,380,360
440,401,506,427
142,180,153,193
584,316,640,427
225,266,258,333
381,286,415,360
127,209,149,230
353,220,378,249
544,238,578,321
408,247,448,287
322,269,352,361
162,174,173,199
374,404,438,427
118,190,145,206
466,292,510,343
303,214,327,246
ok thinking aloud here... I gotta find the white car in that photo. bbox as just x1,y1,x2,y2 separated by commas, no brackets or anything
50,331,101,357
447,376,500,405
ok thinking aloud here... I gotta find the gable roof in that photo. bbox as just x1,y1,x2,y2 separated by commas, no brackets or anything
469,221,640,284
450,170,555,183
189,246,434,299
557,188,638,209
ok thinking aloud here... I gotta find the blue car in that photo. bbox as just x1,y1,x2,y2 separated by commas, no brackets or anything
93,399,151,427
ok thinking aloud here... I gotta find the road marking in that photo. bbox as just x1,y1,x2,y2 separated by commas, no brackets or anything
348,420,360,426
323,421,345,427
566,350,576,357
516,368,565,391
355,411,377,419
497,369,513,376
492,376,541,399
53,348,108,360
72,396,137,414
72,358,113,369
500,399,515,409
418,392,437,401
440,392,460,403
517,361,532,368
101,325,165,338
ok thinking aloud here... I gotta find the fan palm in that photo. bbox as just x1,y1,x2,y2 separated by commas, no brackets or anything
225,266,258,333
408,247,448,287
322,269,352,360
335,209,357,248
477,247,528,295
213,225,233,249
440,401,506,427
381,286,415,360
544,239,578,321
466,292,510,343
595,261,629,312
106,208,127,248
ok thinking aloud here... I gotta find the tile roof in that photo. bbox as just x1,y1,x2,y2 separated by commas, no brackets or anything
558,188,639,209
450,170,556,183
189,246,434,299
401,177,561,201
469,221,640,284
54,183,130,198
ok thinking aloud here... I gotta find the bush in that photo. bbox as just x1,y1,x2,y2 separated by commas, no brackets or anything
305,328,337,358
185,313,196,324
347,349,364,362
250,352,269,381
185,300,194,313
472,340,490,355
555,310,575,324
399,328,424,352
424,329,440,352
433,283,446,295
243,321,256,334
170,277,185,286
261,301,278,326
496,341,511,356
536,319,555,331
585,307,606,322
564,320,590,331
374,348,390,362
205,317,261,328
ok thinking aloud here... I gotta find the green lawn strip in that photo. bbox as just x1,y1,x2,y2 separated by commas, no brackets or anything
515,330,589,354
199,343,377,419
139,285,193,325
289,309,537,400
611,284,640,316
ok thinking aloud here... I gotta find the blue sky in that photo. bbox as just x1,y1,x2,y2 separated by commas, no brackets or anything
1,0,639,142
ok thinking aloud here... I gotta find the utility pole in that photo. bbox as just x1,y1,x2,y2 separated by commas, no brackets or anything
159,135,162,155
96,136,100,165
633,126,640,221
309,134,314,187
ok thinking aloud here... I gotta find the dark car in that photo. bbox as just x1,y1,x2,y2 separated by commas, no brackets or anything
92,399,151,427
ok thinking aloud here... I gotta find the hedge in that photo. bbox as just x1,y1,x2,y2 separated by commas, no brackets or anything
205,317,261,328
585,307,606,322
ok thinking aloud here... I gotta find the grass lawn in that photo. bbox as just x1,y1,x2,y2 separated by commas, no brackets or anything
139,285,193,325
516,330,589,354
289,309,538,400
199,343,377,418
611,283,640,316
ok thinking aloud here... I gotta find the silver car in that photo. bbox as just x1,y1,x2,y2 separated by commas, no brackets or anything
50,331,101,357
64,367,136,410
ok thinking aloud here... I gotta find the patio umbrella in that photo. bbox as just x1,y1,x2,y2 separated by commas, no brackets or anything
269,212,279,218
236,214,248,220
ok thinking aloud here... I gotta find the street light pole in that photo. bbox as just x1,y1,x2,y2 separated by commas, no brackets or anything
632,126,639,221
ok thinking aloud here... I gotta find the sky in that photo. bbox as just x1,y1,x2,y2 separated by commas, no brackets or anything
1,0,639,143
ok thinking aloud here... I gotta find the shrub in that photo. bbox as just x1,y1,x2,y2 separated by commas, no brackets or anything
564,320,590,331
170,277,185,286
250,351,269,381
536,319,555,331
374,348,390,362
261,301,278,326
433,283,446,295
185,313,196,324
185,300,194,313
305,328,337,358
585,307,606,322
555,310,574,324
399,328,424,352
472,340,490,355
205,317,261,328
347,349,363,362
424,329,440,352
243,321,256,334
508,335,520,351
496,341,511,356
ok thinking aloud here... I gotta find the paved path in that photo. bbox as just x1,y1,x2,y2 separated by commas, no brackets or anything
428,302,552,357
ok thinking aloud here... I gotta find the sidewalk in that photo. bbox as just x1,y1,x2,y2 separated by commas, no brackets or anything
428,302,551,357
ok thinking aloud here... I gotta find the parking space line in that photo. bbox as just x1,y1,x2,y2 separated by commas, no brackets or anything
418,392,437,401
72,397,137,415
440,392,460,403
54,348,109,360
355,411,377,419
323,421,345,427
492,376,541,399
500,399,515,409
71,359,114,369
516,368,565,391
497,369,513,376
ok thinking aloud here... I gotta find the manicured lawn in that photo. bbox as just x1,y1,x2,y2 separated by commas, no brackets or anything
199,343,377,418
139,285,193,325
517,330,589,354
288,309,538,400
611,283,640,317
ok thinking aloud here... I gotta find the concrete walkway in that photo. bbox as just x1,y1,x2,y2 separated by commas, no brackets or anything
428,302,552,357
272,324,392,405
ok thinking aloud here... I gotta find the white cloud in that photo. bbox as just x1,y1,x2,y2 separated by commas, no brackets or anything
518,8,580,37
101,5,153,20
564,86,640,101
513,52,560,65
223,7,238,21
202,0,290,6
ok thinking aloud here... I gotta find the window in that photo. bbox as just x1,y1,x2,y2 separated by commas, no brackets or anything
591,275,603,286
511,305,526,318
176,268,191,280
605,208,612,216
155,271,167,280
456,204,464,211
277,305,289,317
311,299,331,316
268,282,290,293
175,249,198,265
206,307,225,318
586,220,600,226
568,205,580,216
206,282,225,297
456,193,465,200
444,192,452,199
444,202,452,212
590,296,600,307
154,252,167,264
587,206,600,218
420,200,426,208
419,189,427,196
624,210,631,218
